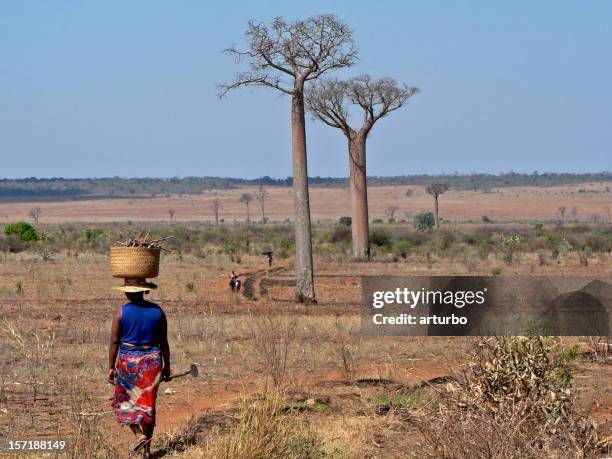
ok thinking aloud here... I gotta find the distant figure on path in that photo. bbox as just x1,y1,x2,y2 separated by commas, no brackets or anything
262,250,274,268
108,279,171,458
229,271,241,292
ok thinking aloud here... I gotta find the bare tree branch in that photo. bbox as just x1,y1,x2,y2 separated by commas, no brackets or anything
219,15,356,97
306,74,418,136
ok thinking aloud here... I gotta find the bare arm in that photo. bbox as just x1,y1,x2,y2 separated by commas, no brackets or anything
107,305,122,384
160,312,171,381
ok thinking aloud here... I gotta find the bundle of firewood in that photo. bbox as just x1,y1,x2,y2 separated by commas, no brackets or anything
113,231,173,251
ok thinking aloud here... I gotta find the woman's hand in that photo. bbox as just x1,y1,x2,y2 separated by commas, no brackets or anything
162,366,171,382
108,368,116,385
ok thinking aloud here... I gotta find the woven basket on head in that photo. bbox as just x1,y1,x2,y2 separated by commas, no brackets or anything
110,247,161,278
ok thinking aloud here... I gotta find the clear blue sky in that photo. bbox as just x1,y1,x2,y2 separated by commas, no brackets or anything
1,1,610,179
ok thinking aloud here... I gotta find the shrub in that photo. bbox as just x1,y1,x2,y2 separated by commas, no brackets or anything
0,234,26,253
4,221,38,241
330,225,351,243
477,241,494,259
501,234,521,264
338,216,352,226
80,228,106,242
369,228,391,247
436,229,456,251
393,240,412,259
416,337,604,457
222,240,240,254
277,237,294,259
414,212,435,231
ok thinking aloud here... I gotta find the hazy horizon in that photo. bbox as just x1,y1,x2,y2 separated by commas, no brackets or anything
2,1,611,178
2,171,611,181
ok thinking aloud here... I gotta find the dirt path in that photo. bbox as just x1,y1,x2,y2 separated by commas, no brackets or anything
240,266,288,301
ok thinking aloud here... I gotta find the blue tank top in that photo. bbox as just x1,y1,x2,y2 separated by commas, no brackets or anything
120,301,165,345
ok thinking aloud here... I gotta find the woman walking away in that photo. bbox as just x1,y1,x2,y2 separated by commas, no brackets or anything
108,278,171,458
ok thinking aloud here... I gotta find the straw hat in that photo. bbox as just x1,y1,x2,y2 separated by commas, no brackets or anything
112,278,158,293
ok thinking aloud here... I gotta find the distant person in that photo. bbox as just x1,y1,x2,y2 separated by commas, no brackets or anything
108,279,170,458
262,250,273,268
229,271,241,292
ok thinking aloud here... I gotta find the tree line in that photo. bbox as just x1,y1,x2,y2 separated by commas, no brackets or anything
1,172,608,198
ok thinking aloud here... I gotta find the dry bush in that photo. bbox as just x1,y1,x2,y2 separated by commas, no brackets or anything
416,337,607,458
249,313,297,387
333,316,361,382
65,385,119,459
586,336,611,362
200,391,324,459
0,320,55,403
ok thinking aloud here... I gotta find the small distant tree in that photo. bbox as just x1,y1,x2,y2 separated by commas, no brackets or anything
29,207,42,224
571,206,578,220
405,189,414,198
168,209,176,223
239,193,253,222
386,206,399,222
426,183,449,228
558,206,566,220
255,186,268,223
211,198,221,225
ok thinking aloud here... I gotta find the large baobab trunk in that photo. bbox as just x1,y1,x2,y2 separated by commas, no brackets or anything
292,85,316,303
349,132,370,260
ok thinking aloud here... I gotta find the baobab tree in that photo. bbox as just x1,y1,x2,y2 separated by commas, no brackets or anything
239,193,253,222
29,207,42,224
211,198,221,225
221,15,356,302
256,186,268,223
425,183,449,228
306,75,417,259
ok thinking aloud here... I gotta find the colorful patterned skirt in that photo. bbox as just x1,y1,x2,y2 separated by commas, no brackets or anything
112,344,163,426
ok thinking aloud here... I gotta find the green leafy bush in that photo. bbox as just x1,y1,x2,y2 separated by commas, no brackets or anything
4,221,38,241
414,212,435,231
